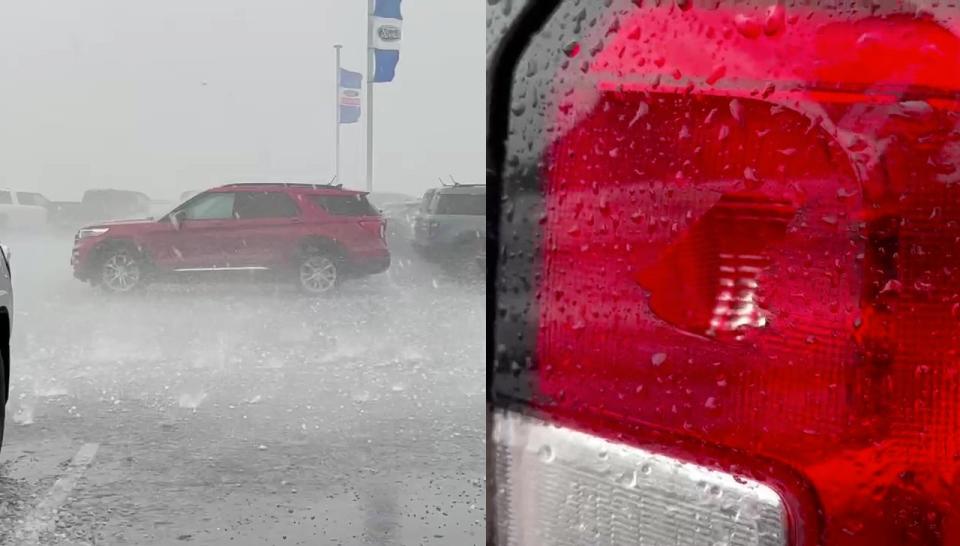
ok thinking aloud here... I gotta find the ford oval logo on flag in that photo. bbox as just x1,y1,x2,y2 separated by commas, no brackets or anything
370,0,402,82
338,67,362,123
378,24,401,42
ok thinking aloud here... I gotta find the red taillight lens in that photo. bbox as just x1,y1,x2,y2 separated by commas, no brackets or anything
491,3,960,545
535,95,960,545
358,219,384,240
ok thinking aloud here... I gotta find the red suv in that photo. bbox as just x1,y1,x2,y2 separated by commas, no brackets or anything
71,183,389,294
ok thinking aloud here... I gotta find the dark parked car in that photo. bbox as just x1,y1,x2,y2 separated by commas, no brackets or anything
71,183,389,294
489,1,960,545
0,243,12,449
50,189,152,231
412,184,485,272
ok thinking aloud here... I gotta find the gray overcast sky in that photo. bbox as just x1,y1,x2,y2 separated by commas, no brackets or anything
0,0,483,201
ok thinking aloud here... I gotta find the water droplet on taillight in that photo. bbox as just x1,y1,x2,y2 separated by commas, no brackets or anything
763,5,786,36
640,463,652,475
879,279,903,297
538,444,555,463
836,188,857,199
651,352,667,366
734,14,762,39
563,41,581,58
729,99,744,123
705,65,726,85
617,470,639,488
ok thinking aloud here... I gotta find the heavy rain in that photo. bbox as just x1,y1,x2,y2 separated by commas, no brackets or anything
0,1,484,544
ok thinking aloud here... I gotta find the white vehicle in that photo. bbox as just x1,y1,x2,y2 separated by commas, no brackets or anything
0,190,49,231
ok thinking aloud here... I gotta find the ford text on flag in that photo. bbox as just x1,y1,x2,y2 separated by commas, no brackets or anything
339,68,362,124
370,0,401,83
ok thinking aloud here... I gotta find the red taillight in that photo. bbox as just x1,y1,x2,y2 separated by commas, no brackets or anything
358,218,384,240
491,3,960,545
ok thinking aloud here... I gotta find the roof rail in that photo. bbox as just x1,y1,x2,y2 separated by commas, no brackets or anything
437,183,485,188
438,175,479,187
220,182,345,190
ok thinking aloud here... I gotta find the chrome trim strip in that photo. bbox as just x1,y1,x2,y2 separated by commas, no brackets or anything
173,266,270,272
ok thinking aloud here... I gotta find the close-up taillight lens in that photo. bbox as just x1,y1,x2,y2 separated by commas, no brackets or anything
490,1,960,544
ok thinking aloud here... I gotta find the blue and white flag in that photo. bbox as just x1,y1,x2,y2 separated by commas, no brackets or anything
338,68,362,124
370,0,402,82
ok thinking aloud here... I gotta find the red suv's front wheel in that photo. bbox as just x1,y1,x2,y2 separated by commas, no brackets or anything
98,247,146,294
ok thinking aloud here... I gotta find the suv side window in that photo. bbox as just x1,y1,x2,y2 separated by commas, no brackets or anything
235,192,300,219
309,194,377,216
0,191,12,205
435,193,485,215
182,192,236,220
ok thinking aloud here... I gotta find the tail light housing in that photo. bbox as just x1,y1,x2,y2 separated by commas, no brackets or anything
489,2,960,545
358,218,385,240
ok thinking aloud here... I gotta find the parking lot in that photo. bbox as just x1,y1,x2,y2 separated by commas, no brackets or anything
0,232,484,545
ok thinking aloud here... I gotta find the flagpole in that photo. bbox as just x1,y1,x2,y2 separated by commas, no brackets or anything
334,44,342,185
365,0,375,193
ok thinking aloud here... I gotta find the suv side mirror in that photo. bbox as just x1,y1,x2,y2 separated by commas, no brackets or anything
170,210,187,230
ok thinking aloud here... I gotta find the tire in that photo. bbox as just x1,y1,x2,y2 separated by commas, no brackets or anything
296,251,340,295
97,246,147,294
0,349,7,452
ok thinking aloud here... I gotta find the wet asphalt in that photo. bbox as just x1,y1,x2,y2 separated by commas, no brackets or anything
0,232,484,545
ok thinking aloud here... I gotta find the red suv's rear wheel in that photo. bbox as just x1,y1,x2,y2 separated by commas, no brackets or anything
297,253,339,295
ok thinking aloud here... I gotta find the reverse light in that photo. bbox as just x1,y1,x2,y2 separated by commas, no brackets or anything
492,411,787,546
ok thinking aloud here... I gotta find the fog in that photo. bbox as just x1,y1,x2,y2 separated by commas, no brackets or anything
0,0,484,200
